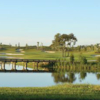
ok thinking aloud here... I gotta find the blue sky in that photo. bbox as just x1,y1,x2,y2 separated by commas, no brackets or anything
0,0,100,46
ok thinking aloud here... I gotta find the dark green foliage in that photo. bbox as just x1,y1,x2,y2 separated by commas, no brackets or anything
97,57,100,63
70,54,74,63
51,33,77,57
79,54,87,64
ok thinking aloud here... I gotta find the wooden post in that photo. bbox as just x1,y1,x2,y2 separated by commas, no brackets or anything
0,63,1,70
1,63,2,70
13,62,16,70
22,62,25,70
11,62,13,70
2,62,5,70
33,62,35,70
25,62,28,70
52,62,54,71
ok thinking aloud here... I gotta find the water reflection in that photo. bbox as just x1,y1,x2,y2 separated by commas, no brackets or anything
0,65,100,87
52,72,76,83
96,74,100,80
52,67,100,85
80,72,87,80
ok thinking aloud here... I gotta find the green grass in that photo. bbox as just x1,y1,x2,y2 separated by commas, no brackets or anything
0,84,100,100
0,47,98,61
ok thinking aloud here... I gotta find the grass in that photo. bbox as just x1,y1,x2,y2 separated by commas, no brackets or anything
0,47,98,60
0,84,100,100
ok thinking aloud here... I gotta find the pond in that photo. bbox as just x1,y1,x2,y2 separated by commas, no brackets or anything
0,64,100,87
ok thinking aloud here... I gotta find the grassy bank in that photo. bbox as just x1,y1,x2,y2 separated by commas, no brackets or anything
0,84,100,100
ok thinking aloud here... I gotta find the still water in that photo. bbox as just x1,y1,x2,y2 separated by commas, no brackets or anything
0,64,100,87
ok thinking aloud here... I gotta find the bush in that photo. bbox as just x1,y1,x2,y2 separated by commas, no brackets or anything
70,54,74,63
79,56,87,64
97,57,100,63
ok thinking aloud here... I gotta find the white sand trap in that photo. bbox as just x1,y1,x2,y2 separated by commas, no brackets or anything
45,51,55,53
91,55,100,57
6,53,24,55
95,55,100,57
88,60,96,62
0,56,23,59
0,53,24,55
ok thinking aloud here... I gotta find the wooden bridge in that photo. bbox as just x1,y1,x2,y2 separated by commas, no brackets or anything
0,59,56,72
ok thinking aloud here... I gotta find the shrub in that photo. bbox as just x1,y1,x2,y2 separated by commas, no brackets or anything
79,56,87,64
70,54,74,63
97,57,100,63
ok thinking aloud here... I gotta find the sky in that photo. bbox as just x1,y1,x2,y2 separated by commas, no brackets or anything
0,0,100,46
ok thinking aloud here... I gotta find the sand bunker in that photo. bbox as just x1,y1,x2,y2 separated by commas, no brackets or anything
0,53,24,55
91,55,100,57
0,56,23,59
45,51,55,53
88,60,96,62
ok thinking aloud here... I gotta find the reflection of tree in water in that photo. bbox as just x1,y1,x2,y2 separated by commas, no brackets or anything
52,72,76,83
80,72,87,80
96,74,100,80
67,72,76,83
52,72,68,83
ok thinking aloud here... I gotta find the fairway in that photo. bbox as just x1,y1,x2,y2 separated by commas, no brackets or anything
0,47,98,61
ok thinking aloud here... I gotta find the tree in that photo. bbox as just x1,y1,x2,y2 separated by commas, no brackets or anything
67,33,77,56
91,44,94,51
26,43,28,49
15,44,17,47
70,54,74,63
18,42,20,47
77,46,81,52
84,46,87,51
51,33,61,50
40,42,43,50
79,56,87,64
97,57,100,63
51,33,77,57
96,44,100,53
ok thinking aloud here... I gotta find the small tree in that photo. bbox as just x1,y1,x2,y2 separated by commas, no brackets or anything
79,55,87,64
97,57,100,63
26,43,28,49
70,54,74,63
18,42,20,47
37,42,39,50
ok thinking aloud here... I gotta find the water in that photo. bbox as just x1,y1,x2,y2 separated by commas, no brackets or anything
0,64,100,87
